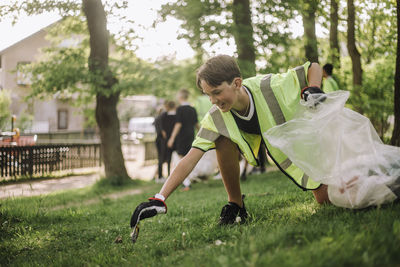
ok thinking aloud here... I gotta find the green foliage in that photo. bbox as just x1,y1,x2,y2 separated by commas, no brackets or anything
356,0,397,64
1,172,400,266
159,0,228,59
150,58,199,99
110,46,154,97
338,56,395,141
159,0,300,73
15,112,34,133
23,16,198,101
0,90,11,131
361,58,395,140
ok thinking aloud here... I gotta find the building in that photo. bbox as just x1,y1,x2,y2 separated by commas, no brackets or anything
0,21,159,144
0,21,86,138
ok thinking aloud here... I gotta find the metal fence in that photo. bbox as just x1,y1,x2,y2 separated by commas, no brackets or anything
0,144,101,178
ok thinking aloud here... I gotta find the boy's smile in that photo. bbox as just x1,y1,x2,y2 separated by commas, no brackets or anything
200,78,249,114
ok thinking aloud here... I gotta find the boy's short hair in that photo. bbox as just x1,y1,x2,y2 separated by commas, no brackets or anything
166,100,176,110
323,63,334,76
196,55,241,90
178,88,190,100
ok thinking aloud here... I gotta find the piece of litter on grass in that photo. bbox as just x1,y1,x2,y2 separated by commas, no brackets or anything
215,240,223,246
114,236,123,243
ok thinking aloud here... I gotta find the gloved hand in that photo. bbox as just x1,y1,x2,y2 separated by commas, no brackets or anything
301,86,327,106
130,197,167,243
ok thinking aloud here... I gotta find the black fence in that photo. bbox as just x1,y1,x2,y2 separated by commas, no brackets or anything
0,144,101,178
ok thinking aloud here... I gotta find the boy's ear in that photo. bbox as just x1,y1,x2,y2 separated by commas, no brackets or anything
233,77,243,89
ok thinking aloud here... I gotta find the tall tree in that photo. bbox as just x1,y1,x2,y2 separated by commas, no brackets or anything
391,0,400,146
301,0,319,62
232,0,256,78
0,0,130,181
347,0,363,114
82,0,129,181
329,0,340,69
159,0,260,75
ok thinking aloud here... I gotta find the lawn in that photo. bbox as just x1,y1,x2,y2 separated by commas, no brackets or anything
1,171,399,266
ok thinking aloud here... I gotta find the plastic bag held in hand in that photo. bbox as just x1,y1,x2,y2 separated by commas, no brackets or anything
130,197,167,243
301,86,327,107
264,90,400,209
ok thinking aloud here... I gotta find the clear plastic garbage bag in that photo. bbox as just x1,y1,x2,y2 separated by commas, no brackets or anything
264,90,400,209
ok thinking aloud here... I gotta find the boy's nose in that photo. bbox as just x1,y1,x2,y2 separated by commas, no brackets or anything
209,96,217,104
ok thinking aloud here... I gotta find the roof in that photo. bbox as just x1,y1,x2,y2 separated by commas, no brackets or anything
0,19,62,55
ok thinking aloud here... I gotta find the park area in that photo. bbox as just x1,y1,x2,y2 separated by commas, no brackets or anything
1,171,400,266
0,0,400,266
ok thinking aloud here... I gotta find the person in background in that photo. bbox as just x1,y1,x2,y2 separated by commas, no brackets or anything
160,100,177,179
167,88,199,191
153,105,167,183
322,63,339,93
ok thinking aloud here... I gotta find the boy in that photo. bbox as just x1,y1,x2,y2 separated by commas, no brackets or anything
322,63,339,93
131,55,327,234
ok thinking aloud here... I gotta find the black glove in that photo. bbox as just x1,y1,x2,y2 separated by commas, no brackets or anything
301,86,327,104
130,197,167,243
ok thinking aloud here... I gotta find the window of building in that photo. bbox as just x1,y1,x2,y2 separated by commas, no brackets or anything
57,109,68,130
16,61,31,86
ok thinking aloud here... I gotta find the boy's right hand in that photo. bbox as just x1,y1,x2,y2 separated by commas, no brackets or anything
130,197,167,228
130,197,167,243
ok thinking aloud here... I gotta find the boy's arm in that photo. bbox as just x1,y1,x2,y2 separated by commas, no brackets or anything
167,122,182,148
130,147,204,241
307,62,322,88
301,63,325,103
159,147,204,198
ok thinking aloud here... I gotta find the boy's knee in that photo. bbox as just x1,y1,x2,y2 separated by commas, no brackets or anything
312,184,330,204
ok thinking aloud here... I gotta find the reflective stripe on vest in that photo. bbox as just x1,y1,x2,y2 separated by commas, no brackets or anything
210,106,230,139
197,127,220,142
294,65,307,89
301,174,309,188
261,74,286,125
260,66,307,126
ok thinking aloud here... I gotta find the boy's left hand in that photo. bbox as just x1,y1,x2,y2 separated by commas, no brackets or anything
301,86,327,106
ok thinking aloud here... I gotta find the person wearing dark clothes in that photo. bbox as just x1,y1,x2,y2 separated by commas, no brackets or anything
167,89,199,190
160,100,177,177
154,106,166,182
167,89,199,156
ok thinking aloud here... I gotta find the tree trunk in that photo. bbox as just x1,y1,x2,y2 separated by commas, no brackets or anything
347,0,363,114
329,0,340,69
301,1,319,63
232,0,256,78
391,0,400,147
82,0,129,181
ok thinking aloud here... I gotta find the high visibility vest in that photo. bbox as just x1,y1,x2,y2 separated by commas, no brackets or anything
323,76,339,93
192,62,321,190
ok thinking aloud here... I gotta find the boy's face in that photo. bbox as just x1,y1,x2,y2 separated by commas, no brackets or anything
200,78,242,113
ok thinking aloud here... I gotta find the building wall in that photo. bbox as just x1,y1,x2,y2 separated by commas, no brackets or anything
0,27,86,134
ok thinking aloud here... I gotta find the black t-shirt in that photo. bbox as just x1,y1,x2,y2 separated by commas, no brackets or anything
230,90,261,135
175,104,198,155
161,112,177,139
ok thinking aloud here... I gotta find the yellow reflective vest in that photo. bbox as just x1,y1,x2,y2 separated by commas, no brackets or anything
322,76,339,93
192,62,321,190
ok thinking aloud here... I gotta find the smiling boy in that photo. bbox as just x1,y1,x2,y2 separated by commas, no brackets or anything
130,55,327,235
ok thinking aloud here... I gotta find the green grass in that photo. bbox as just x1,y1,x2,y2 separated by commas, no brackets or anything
1,171,400,266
